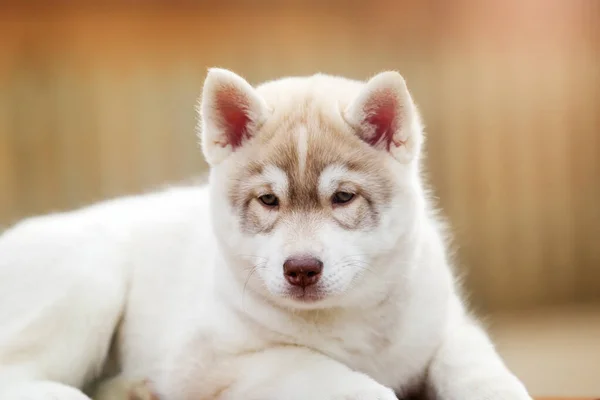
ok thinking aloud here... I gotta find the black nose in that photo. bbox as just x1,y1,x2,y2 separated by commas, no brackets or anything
283,256,323,288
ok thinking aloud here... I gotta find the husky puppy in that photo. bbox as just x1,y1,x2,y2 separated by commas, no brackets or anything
0,69,531,400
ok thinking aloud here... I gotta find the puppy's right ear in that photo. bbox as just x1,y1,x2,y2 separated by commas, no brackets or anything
198,68,269,165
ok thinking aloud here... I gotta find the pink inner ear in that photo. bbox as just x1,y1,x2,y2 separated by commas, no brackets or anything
363,90,402,151
215,86,251,149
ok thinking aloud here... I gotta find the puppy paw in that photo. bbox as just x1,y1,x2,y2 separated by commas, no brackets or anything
331,383,397,400
0,381,91,400
306,372,397,400
127,380,159,400
91,377,159,400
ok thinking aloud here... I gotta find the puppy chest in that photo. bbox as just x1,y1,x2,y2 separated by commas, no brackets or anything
311,328,434,389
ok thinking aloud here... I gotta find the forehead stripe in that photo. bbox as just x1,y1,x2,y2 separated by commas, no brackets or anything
296,125,309,176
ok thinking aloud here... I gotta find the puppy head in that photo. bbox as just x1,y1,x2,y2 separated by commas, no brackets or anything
199,68,425,309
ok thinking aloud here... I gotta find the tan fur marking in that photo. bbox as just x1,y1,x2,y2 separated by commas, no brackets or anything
227,91,395,234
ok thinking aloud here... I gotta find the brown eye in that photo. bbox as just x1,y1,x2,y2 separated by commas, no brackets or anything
258,194,279,207
332,191,355,205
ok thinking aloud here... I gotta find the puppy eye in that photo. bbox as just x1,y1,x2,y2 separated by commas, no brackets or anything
332,191,355,205
258,194,279,207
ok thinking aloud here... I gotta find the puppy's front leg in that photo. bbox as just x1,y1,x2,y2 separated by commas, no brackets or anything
170,346,397,400
428,317,532,400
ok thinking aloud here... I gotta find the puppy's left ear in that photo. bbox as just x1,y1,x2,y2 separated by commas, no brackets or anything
344,71,423,163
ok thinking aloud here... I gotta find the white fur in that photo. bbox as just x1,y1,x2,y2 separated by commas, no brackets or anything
0,70,531,400
261,165,289,196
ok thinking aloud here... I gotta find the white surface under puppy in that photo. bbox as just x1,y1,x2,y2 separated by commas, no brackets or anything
0,69,531,400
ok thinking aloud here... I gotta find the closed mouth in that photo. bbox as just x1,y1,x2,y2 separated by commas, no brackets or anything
285,286,326,302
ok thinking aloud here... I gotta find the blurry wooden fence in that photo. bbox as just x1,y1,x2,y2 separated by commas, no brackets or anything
0,0,599,312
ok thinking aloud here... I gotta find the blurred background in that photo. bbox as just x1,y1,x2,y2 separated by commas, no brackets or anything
0,0,599,396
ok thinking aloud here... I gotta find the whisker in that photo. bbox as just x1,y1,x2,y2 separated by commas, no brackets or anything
241,262,267,311
237,254,268,261
344,262,378,277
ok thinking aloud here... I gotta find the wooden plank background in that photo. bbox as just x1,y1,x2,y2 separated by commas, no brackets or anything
0,0,599,312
